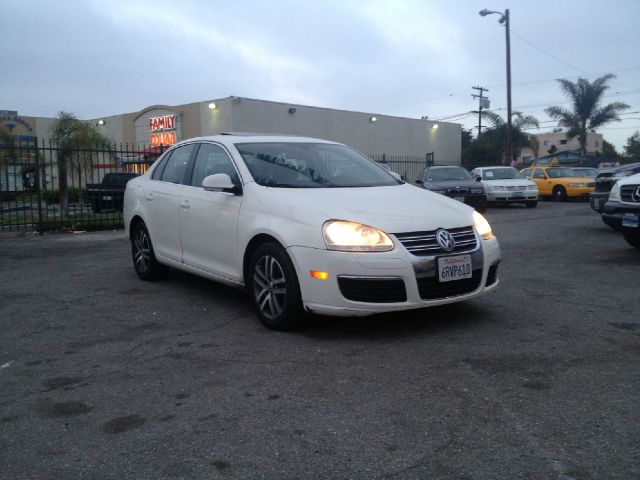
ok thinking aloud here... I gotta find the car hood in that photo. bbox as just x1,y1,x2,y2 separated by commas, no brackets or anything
483,178,536,187
257,183,475,233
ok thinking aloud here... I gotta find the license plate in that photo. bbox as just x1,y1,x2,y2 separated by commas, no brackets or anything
102,195,112,201
512,192,524,198
454,196,465,202
622,213,639,228
438,255,472,283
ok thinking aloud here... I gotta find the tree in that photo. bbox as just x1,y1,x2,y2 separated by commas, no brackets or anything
50,112,112,215
480,110,540,164
624,131,640,160
601,140,620,160
545,74,629,165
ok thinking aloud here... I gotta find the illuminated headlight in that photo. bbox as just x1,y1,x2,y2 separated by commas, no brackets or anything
323,220,394,252
471,188,484,194
473,211,494,240
490,185,506,191
568,182,587,188
609,183,621,202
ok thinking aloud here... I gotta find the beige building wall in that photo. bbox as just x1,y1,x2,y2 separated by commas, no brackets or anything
519,131,604,162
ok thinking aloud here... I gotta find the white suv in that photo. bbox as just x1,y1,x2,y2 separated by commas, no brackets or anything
124,134,502,329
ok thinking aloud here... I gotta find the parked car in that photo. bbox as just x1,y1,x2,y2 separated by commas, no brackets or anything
520,166,594,201
416,166,487,213
86,172,139,212
570,167,599,179
602,172,640,249
124,135,501,330
589,162,640,219
470,166,538,208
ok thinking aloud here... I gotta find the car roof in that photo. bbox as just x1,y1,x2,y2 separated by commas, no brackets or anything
177,133,340,145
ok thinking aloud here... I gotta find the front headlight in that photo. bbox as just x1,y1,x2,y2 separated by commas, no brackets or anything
471,188,484,194
609,183,621,202
491,185,506,191
568,182,587,188
323,220,394,252
526,184,538,191
473,211,494,240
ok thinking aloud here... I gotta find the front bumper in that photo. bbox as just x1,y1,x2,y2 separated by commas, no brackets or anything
602,201,640,237
486,191,538,203
287,235,501,316
446,193,487,210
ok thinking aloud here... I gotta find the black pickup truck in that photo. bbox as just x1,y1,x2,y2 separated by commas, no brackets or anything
86,172,139,213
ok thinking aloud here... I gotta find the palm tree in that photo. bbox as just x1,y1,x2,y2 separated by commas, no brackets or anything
50,112,112,215
481,111,540,164
545,74,629,165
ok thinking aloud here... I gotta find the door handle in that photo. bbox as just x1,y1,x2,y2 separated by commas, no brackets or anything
146,193,154,201
180,200,191,209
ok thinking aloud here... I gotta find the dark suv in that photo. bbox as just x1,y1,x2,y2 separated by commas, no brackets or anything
590,162,640,218
602,172,640,249
416,166,487,213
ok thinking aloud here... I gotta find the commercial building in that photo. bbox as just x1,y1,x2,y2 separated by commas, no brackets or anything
1,97,462,190
518,131,604,164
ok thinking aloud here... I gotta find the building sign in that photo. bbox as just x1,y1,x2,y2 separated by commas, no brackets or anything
149,114,177,147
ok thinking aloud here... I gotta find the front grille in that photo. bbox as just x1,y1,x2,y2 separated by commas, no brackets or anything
417,270,482,300
620,184,640,203
394,226,478,256
338,277,407,303
447,188,468,195
506,185,526,191
486,261,500,286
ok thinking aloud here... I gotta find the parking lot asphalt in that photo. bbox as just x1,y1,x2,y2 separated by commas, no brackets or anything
1,201,639,480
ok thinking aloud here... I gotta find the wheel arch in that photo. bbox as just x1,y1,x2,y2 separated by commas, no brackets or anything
128,215,146,240
243,234,289,285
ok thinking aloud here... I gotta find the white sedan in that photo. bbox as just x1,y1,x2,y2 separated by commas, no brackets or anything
124,134,502,330
471,166,539,208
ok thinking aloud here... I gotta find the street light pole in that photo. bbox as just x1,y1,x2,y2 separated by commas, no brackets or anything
480,8,513,166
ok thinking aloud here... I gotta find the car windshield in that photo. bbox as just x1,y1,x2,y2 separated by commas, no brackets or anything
425,167,472,181
481,167,521,180
235,142,400,188
546,168,575,178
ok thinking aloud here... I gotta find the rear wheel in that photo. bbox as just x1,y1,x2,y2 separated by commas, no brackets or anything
552,185,567,202
248,243,305,330
131,222,168,280
623,234,640,249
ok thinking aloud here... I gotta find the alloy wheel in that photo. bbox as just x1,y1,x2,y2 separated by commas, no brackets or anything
253,255,287,320
134,228,151,274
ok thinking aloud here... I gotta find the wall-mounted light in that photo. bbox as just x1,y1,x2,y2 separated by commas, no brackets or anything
369,116,378,123
96,119,105,126
432,123,439,130
288,107,296,114
208,102,217,110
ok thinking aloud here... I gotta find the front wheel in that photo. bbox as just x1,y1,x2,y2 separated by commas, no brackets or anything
248,243,305,330
131,222,168,280
552,185,567,202
623,234,640,249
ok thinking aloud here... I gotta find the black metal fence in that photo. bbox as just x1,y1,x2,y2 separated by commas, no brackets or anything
1,141,441,232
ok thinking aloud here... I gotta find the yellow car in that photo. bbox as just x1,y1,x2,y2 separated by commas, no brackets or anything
520,166,594,201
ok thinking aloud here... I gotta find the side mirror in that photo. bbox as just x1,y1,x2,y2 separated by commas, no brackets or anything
415,179,423,185
202,174,241,195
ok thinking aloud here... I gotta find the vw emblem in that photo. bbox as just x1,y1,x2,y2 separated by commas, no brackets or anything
435,229,456,251
632,186,640,203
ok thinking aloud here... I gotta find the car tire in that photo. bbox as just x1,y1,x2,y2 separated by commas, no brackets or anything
552,186,567,202
525,201,537,208
623,234,640,249
131,222,169,280
248,243,306,330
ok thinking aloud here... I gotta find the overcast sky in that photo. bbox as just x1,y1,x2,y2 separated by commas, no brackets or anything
2,0,639,150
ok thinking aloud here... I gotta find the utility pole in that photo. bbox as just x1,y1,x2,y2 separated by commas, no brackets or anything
471,86,489,135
